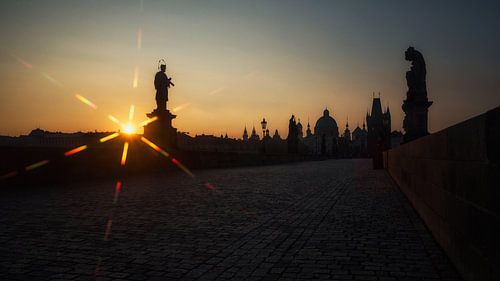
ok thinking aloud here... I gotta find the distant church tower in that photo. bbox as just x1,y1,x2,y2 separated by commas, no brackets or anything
297,119,304,139
306,120,312,137
343,118,351,141
367,94,391,168
243,126,248,141
250,126,260,141
402,46,432,143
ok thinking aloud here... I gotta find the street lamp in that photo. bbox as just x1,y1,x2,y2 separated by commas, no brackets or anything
260,118,267,138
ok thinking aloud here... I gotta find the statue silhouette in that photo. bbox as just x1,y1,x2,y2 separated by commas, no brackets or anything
287,115,299,153
404,46,427,100
154,63,175,112
402,46,432,143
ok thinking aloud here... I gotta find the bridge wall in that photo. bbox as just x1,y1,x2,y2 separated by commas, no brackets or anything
384,106,500,281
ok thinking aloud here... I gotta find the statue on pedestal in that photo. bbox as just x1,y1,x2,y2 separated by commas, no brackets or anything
402,47,433,143
287,115,299,153
144,60,178,148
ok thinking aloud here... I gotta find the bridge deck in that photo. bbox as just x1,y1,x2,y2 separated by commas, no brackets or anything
0,159,461,280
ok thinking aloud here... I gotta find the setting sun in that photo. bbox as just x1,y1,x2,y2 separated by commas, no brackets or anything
123,124,136,135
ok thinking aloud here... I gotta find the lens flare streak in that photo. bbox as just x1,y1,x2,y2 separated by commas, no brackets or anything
140,137,169,157
138,116,158,127
205,182,216,191
64,145,88,157
25,160,50,171
1,171,18,179
113,181,122,204
11,54,33,69
128,105,135,121
75,94,97,109
171,158,194,178
137,28,142,50
133,67,139,88
172,103,191,112
103,219,113,241
121,142,129,166
99,132,120,143
42,73,64,88
108,115,122,126
140,137,195,177
208,86,226,96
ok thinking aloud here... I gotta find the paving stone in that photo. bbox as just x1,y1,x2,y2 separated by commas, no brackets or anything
0,159,462,280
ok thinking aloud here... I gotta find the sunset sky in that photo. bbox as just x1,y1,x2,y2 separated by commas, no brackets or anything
1,0,499,138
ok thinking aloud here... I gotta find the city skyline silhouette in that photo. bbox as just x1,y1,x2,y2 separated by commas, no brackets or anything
0,2,499,281
1,1,499,137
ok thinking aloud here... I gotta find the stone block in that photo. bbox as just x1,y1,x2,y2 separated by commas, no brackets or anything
485,164,500,215
460,244,492,281
456,162,484,202
438,220,453,255
423,130,449,160
446,115,487,161
447,197,467,233
485,106,500,164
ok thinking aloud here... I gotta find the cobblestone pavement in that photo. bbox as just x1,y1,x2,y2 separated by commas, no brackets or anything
0,159,462,280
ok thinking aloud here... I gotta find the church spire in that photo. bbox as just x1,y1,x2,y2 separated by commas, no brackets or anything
306,117,312,137
243,125,248,141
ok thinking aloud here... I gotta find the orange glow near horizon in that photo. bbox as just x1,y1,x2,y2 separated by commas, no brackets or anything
3,2,499,138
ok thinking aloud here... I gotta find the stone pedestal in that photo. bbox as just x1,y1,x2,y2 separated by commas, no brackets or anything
402,98,432,143
143,109,177,149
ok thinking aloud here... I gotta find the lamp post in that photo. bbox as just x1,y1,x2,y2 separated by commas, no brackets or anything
261,118,267,153
260,118,267,139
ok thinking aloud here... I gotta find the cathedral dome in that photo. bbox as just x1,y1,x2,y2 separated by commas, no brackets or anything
314,108,339,138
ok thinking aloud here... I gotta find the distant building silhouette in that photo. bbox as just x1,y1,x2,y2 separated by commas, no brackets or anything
0,128,115,147
306,120,312,138
242,126,248,141
343,119,351,141
367,95,391,168
297,119,303,139
273,129,281,140
352,122,368,156
302,108,340,156
390,130,403,148
250,126,260,141
287,115,299,153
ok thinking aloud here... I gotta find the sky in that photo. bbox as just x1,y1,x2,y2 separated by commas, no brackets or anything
0,0,499,138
